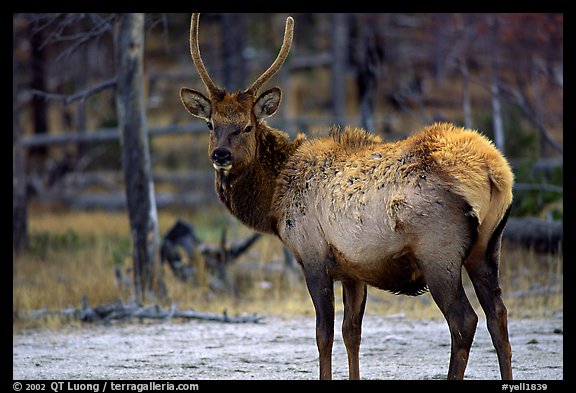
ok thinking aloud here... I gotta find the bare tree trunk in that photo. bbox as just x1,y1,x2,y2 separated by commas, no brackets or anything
75,33,89,157
331,13,347,127
531,57,548,158
115,13,162,304
459,57,473,129
489,16,505,153
13,47,28,253
29,23,48,159
221,13,247,92
490,69,504,152
351,15,383,132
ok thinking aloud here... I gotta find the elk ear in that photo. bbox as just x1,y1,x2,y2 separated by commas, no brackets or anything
253,87,281,120
180,87,211,120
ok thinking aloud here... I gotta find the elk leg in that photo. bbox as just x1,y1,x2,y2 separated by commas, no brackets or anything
465,244,513,379
303,267,335,380
419,260,478,379
341,279,367,380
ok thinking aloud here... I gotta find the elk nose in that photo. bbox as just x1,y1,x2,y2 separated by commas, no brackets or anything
212,148,232,166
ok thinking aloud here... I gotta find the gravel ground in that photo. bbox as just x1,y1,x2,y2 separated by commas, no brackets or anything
13,313,563,380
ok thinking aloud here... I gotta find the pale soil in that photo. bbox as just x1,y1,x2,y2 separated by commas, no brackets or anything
13,313,563,380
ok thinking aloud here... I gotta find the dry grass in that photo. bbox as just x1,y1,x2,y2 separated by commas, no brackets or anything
13,207,562,332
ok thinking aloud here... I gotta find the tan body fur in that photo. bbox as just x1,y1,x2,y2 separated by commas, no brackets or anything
273,123,513,294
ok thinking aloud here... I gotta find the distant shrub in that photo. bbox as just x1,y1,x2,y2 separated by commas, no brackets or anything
29,228,83,259
474,106,562,219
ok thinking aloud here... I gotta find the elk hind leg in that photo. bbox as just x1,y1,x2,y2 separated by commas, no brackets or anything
341,279,367,380
465,209,513,379
418,256,478,379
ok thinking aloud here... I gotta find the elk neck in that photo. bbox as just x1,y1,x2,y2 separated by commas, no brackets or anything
214,124,304,235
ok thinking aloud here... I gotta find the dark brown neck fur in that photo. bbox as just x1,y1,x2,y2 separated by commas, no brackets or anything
215,124,304,234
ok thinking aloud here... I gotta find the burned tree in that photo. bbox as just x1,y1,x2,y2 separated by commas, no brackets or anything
115,13,163,303
160,219,261,292
349,14,385,132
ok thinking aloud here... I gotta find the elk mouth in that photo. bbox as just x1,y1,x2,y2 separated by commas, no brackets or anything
213,162,233,172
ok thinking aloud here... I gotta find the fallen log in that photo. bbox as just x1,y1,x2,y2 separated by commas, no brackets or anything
18,300,264,324
503,217,563,253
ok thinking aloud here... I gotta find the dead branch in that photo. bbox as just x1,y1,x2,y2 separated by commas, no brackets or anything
19,300,264,324
468,73,563,155
160,219,262,291
21,122,206,148
30,77,117,105
32,189,214,211
513,183,563,194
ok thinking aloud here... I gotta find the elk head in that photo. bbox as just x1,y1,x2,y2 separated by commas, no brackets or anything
180,13,294,175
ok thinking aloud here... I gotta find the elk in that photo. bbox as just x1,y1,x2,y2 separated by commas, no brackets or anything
180,13,514,380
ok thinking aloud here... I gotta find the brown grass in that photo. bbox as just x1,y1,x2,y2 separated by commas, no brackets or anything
13,207,562,332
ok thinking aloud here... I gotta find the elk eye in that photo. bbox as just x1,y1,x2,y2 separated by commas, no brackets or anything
243,125,253,133
206,121,213,130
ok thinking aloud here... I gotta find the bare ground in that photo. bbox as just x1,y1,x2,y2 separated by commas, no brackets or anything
12,313,563,380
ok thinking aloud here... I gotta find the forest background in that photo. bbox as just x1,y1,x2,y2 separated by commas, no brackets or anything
12,13,563,328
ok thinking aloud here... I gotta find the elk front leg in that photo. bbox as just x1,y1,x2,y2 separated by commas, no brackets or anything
342,279,367,380
303,267,335,380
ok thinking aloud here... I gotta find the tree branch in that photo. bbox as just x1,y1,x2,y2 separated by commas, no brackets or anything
30,77,117,105
513,183,563,194
497,82,563,155
469,73,563,155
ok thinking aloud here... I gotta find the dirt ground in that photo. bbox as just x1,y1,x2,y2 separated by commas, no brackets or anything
13,313,563,380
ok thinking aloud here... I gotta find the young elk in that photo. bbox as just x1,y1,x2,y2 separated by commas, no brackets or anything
180,13,514,380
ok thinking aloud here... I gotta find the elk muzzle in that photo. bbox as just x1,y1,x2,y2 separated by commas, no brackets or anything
211,147,233,171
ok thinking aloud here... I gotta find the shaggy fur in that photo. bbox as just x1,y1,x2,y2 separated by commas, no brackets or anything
271,123,513,294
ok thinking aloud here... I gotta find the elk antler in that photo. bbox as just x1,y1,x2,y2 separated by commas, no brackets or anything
245,16,294,95
190,13,222,97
